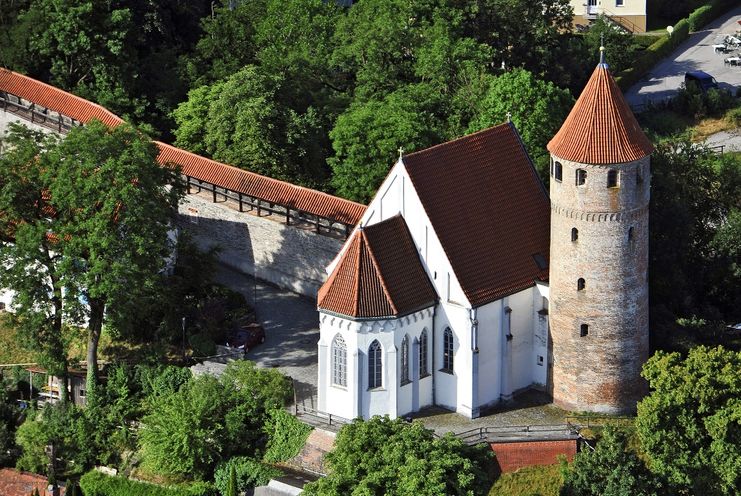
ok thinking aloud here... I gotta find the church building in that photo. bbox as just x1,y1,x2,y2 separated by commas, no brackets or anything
316,51,652,419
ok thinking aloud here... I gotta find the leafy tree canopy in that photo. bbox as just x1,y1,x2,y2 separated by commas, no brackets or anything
636,346,741,495
302,416,492,496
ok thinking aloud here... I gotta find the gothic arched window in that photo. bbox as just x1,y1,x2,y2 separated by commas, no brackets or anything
443,328,454,373
368,340,382,389
419,330,429,377
332,334,347,387
400,335,410,384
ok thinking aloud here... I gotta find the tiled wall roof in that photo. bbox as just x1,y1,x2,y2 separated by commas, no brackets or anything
547,64,653,164
0,68,365,226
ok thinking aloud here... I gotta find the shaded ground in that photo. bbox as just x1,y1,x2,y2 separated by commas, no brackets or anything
625,6,741,107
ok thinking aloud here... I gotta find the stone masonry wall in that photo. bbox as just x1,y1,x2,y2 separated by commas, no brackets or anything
549,156,650,414
177,193,344,297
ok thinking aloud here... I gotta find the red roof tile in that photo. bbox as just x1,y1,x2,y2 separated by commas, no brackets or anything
318,215,437,318
0,68,123,127
403,123,550,307
0,468,64,496
547,64,653,164
0,68,366,227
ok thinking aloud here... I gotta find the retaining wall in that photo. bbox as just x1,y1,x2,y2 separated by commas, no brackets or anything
490,438,578,473
177,193,344,297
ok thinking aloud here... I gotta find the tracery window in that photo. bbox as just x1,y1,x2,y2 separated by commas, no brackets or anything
442,328,454,373
419,330,429,377
368,340,382,389
400,335,410,384
332,334,347,387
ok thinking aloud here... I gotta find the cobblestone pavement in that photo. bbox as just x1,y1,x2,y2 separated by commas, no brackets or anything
213,264,320,409
625,6,741,107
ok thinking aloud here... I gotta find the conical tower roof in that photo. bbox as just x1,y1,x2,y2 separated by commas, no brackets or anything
547,60,653,164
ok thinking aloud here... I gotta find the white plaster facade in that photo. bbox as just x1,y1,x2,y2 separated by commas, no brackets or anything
318,159,551,419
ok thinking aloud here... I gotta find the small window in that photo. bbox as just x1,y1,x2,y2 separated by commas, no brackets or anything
616,0,624,5
636,169,643,185
607,169,619,188
571,227,578,242
554,162,563,182
628,226,634,241
537,355,544,366
332,334,347,387
580,324,589,337
576,169,587,186
533,253,548,270
419,330,429,377
577,278,586,291
400,335,410,385
442,328,454,373
79,389,86,398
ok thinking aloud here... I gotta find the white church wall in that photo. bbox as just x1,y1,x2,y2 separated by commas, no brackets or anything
475,300,504,407
532,283,550,388
509,288,537,393
317,315,361,420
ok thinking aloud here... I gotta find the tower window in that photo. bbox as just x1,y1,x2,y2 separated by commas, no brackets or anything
580,324,589,337
442,328,454,373
636,169,643,185
368,340,382,389
607,169,619,188
577,278,586,291
571,227,578,242
576,169,587,186
554,162,563,182
628,226,634,241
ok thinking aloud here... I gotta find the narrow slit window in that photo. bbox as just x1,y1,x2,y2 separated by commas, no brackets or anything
577,278,586,291
554,162,563,182
571,227,578,242
628,226,634,241
580,324,589,337
607,169,619,188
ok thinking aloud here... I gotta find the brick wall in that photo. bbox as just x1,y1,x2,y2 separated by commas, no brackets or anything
288,428,336,475
490,439,578,473
177,193,344,297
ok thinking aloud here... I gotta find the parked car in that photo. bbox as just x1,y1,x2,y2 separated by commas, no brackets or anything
685,71,719,93
226,323,266,352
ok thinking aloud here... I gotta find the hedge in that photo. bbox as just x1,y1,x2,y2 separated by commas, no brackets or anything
79,470,216,496
688,5,714,31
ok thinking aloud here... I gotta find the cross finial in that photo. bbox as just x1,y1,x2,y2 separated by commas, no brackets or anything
506,111,512,123
398,146,404,159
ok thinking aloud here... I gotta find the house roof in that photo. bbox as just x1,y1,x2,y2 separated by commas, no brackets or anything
0,68,366,227
0,468,63,496
402,123,550,307
317,214,437,319
547,63,653,164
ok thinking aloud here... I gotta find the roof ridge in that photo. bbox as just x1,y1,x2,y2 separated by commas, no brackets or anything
404,122,511,159
361,225,399,315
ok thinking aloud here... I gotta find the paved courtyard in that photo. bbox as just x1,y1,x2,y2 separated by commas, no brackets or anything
625,6,741,107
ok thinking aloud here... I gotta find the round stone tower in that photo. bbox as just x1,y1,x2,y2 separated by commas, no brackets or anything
546,49,654,414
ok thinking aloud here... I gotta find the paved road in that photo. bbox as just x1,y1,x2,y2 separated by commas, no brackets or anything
705,129,741,151
212,264,320,407
625,6,741,107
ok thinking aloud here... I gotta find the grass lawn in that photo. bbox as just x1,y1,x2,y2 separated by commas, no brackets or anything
488,464,563,496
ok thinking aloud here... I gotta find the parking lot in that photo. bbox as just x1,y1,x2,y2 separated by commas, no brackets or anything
625,6,741,107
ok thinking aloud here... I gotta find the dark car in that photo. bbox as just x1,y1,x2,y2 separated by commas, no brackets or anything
685,71,719,93
227,323,266,352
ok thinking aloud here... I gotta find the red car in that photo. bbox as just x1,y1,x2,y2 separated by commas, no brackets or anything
227,323,266,352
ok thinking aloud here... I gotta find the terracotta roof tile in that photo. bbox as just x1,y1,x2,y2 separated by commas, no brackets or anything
318,215,437,318
0,68,123,127
0,68,366,227
547,64,653,164
0,468,64,496
403,123,550,307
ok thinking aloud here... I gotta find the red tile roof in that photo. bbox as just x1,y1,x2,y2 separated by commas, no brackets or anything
0,68,366,227
547,64,653,164
0,68,123,127
317,215,437,318
156,143,366,225
0,468,64,496
403,123,550,307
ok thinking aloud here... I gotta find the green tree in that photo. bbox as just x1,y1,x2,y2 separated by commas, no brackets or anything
44,120,183,393
0,125,72,398
467,68,574,179
329,83,445,202
302,416,492,496
636,346,741,495
583,16,638,74
560,425,664,496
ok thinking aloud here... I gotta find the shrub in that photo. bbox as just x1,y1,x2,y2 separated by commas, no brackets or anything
213,457,282,496
262,408,312,463
726,107,741,127
688,5,713,31
79,470,215,496
188,332,216,357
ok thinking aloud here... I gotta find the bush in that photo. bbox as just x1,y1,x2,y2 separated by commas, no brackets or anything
262,408,312,463
213,457,282,495
688,5,713,31
79,470,215,496
188,332,216,357
726,107,741,127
